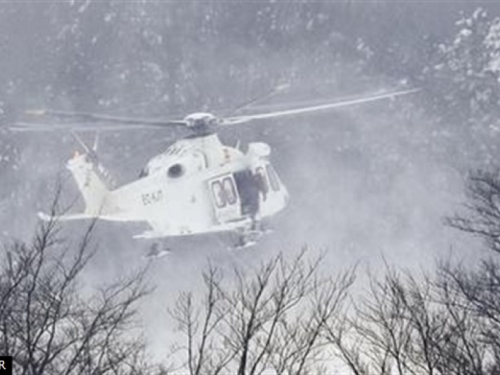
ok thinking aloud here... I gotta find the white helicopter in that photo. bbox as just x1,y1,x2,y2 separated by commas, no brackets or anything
13,87,418,250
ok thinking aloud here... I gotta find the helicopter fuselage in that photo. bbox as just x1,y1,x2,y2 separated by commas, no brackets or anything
64,133,289,240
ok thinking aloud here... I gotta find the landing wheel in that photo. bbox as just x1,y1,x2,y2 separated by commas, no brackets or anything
143,242,171,259
229,229,262,251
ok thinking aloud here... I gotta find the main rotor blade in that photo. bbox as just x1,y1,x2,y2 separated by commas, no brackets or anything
24,109,186,128
9,121,169,132
229,82,290,115
220,88,420,126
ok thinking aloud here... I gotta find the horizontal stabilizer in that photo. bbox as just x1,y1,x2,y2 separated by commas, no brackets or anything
38,211,95,222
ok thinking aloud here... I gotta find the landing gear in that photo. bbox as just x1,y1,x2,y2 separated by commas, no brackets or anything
232,231,260,250
229,222,273,251
143,242,171,260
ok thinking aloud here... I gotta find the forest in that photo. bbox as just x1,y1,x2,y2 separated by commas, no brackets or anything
2,1,500,373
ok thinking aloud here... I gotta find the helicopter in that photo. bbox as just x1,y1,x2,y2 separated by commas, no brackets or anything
12,86,419,250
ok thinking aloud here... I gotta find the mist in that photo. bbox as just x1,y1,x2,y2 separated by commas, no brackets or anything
0,0,497,364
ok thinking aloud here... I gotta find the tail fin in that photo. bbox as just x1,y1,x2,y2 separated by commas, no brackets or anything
66,152,114,216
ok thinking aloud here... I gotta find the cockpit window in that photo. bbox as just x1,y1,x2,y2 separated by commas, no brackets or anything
256,167,269,194
266,165,280,191
168,164,184,178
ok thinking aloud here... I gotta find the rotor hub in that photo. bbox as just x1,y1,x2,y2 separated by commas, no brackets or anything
183,112,219,129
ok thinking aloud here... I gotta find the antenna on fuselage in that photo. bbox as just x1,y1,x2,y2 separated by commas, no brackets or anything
71,131,91,154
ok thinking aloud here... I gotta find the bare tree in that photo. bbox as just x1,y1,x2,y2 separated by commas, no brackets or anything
442,168,500,372
324,262,498,375
447,169,500,254
325,267,417,375
168,249,496,375
0,207,153,374
436,259,500,374
169,249,355,375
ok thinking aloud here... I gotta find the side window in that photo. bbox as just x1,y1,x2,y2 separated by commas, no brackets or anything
256,167,269,194
266,165,280,191
222,177,237,205
211,181,226,208
211,176,238,208
168,164,184,178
